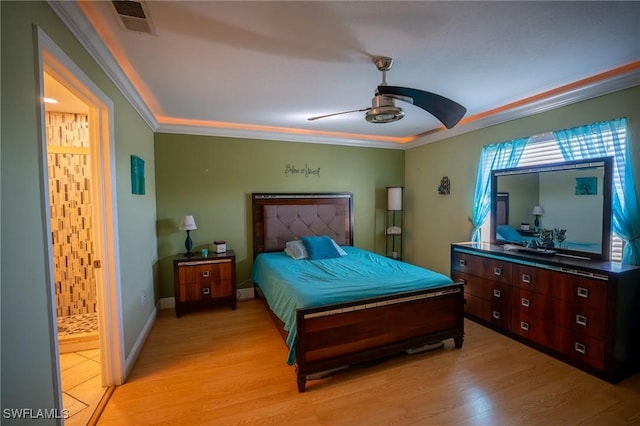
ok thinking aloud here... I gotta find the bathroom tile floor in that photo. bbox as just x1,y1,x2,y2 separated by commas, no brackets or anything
60,348,107,425
58,313,98,336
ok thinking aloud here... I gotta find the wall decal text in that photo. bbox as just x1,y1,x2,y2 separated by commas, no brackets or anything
284,163,320,178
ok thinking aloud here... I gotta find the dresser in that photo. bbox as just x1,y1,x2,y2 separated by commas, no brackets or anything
173,250,236,317
451,242,640,383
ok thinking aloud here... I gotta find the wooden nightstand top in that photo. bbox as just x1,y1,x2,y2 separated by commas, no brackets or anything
174,250,235,263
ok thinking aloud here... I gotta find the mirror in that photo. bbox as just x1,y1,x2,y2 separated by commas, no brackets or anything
490,157,613,261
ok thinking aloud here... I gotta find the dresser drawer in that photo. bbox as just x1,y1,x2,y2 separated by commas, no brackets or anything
452,252,512,283
456,272,510,301
514,265,553,295
464,292,511,328
551,274,607,309
567,332,605,371
562,305,606,339
516,313,575,353
512,288,553,321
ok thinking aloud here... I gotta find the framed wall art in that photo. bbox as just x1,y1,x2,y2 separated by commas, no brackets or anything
575,176,597,195
130,155,145,195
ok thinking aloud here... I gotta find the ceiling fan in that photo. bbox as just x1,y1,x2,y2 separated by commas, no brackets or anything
308,57,467,129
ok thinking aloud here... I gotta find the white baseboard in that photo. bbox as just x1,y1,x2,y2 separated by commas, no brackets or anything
237,287,255,300
124,304,157,378
159,287,254,310
159,297,175,309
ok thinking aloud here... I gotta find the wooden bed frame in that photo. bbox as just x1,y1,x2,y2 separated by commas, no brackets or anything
251,192,465,392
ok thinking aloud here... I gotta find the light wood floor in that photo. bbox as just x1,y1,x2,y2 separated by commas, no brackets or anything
60,348,107,425
98,299,640,425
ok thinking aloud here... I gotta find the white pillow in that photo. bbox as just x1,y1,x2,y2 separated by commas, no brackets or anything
332,240,348,256
285,240,308,260
284,238,347,259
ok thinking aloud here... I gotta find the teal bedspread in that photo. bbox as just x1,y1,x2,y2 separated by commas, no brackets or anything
251,246,454,365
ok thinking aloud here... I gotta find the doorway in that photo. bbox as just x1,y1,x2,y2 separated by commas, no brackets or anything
44,72,106,422
37,27,125,422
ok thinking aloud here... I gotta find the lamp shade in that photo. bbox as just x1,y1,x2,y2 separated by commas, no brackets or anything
387,186,403,211
179,215,197,230
531,205,544,216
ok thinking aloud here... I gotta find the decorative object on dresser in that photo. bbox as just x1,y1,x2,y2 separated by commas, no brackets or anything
213,240,226,253
173,250,236,317
385,186,403,260
451,242,640,383
554,228,567,248
179,215,197,257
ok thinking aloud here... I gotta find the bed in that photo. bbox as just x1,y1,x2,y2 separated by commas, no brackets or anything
251,192,465,392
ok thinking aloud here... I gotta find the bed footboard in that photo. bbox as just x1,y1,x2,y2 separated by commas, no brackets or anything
294,283,464,392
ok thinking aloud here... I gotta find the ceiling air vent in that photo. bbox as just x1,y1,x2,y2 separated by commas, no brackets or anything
111,0,155,35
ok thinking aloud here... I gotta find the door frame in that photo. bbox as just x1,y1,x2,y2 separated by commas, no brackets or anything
35,27,126,387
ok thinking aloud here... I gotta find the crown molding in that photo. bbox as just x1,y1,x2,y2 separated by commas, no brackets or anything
407,66,640,149
48,0,158,130
156,123,405,150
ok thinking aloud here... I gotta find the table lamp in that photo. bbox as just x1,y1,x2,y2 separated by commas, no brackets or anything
179,215,197,257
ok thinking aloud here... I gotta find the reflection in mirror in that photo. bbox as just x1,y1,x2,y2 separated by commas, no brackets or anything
490,157,613,261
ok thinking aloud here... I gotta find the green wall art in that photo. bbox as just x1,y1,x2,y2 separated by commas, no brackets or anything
131,155,145,195
575,176,597,195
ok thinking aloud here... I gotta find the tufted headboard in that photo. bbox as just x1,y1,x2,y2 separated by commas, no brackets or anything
251,193,354,258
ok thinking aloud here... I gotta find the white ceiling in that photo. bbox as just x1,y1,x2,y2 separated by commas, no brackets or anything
49,1,640,148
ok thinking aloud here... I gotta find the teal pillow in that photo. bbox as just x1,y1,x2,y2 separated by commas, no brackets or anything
301,236,342,260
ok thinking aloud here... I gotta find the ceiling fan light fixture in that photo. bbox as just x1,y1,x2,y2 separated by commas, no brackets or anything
366,95,404,123
366,106,404,123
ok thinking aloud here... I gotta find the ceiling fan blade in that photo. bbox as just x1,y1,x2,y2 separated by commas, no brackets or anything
376,86,466,129
308,107,370,121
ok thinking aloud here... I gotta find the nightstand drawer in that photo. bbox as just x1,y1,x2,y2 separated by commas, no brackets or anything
180,282,211,302
178,259,232,284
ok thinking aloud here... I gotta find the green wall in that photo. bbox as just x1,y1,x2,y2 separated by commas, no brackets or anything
1,1,157,417
154,133,405,297
405,85,640,275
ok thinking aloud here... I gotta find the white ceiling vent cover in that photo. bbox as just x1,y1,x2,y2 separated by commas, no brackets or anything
110,0,155,35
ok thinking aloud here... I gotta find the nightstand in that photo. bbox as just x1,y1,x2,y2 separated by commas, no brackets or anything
173,250,236,317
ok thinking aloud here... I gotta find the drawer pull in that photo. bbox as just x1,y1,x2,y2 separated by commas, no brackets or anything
202,287,210,295
576,314,588,326
493,289,501,298
492,310,501,320
574,342,587,354
577,286,589,298
457,278,467,285
202,271,210,278
520,321,529,331
459,259,467,267
522,274,531,284
521,298,530,307
494,267,502,276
